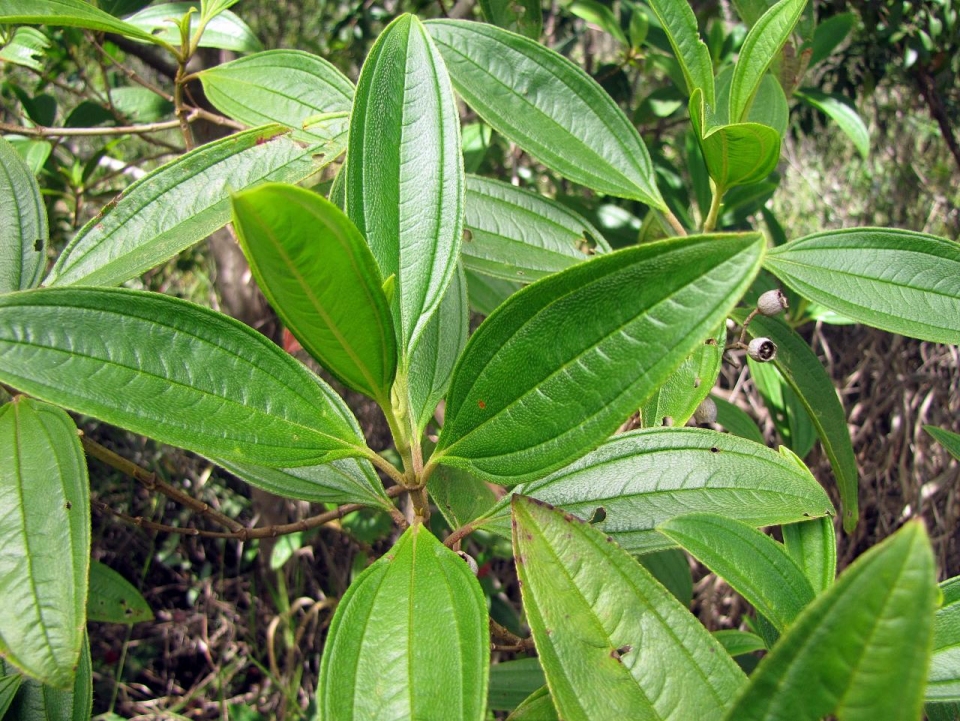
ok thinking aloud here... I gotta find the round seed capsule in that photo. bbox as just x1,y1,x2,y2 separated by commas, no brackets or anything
693,397,718,425
748,337,777,362
757,289,788,316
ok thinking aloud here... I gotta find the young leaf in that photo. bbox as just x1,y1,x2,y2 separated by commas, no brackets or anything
231,183,397,404
318,523,489,720
781,516,836,594
725,521,937,721
764,228,960,344
647,0,715,105
427,20,666,209
475,428,834,553
48,125,333,288
124,3,262,53
1,633,92,721
0,287,369,467
478,0,542,39
463,175,611,282
712,394,765,443
433,233,765,483
0,136,47,293
512,495,746,720
198,50,353,144
347,14,464,360
729,0,807,123
0,0,169,47
0,398,89,689
795,89,869,158
926,426,960,462
567,0,627,46
736,312,859,532
659,513,815,632
87,561,153,625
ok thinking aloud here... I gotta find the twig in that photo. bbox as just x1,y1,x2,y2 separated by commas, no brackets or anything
0,118,187,138
443,521,477,548
490,618,536,654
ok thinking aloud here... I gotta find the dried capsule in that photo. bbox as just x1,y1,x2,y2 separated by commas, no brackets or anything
748,337,777,362
757,289,788,316
693,397,717,424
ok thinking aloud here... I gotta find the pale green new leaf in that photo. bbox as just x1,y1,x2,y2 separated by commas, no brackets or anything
200,0,240,21
0,136,47,293
434,233,764,483
765,228,960,344
0,634,92,721
795,89,869,158
427,19,666,209
725,521,937,721
347,14,464,359
87,561,153,625
647,0,715,105
48,125,333,287
428,463,499,531
0,287,368,467
512,495,746,721
0,398,88,689
479,0,541,39
926,426,960,462
198,50,353,144
318,523,489,720
124,3,262,53
782,516,836,594
0,0,168,47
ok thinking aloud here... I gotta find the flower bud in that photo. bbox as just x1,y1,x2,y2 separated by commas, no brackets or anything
693,397,717,425
757,289,788,316
747,337,777,362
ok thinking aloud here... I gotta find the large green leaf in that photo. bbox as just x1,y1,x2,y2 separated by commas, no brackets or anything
729,0,807,123
512,495,746,721
0,287,368,467
124,2,263,53
929,576,960,701
86,561,153,625
427,20,666,209
0,398,89,689
48,125,333,288
736,312,859,532
659,513,814,632
926,426,960,462
781,516,836,594
725,521,937,721
478,0,541,38
0,0,167,46
463,175,611,282
432,233,764,483
0,136,47,293
647,0,715,105
231,183,396,403
198,50,353,144
795,89,869,158
0,634,92,721
475,427,833,552
346,14,464,361
318,523,489,719
764,228,960,344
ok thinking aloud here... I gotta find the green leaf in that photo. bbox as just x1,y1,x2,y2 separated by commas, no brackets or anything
318,523,489,720
479,0,542,39
465,267,522,315
747,73,789,135
765,228,960,344
731,0,774,26
476,427,834,553
108,87,173,123
729,0,807,123
930,577,960,701
0,27,50,71
736,312,859,532
725,521,937,721
489,658,546,711
48,125,332,287
0,0,168,46
512,495,746,721
638,548,693,607
647,0,715,105
198,50,353,144
5,139,52,176
0,136,47,293
795,89,869,158
808,11,856,66
567,0,627,45
434,233,764,483
714,629,766,657
427,19,666,209
200,0,241,21
640,326,723,428
87,561,153,624
0,398,89,689
0,673,21,717
507,687,558,720
748,356,816,457
782,516,836,594
712,394,765,443
429,463,499,531
926,426,960,462
659,513,814,632
463,175,610,282
231,183,396,403
124,2,263,53
347,14,464,360
0,287,368,467
1,633,92,721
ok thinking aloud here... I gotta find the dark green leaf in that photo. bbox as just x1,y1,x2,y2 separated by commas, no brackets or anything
926,426,960,462
647,0,715,105
489,658,546,711
465,268,521,315
808,11,856,66
1,633,92,721
714,629,766,657
0,674,20,717
0,0,167,46
479,0,541,38
748,356,816,457
638,548,693,607
0,136,47,292
87,561,153,624
124,2,262,53
640,326,723,428
782,516,836,594
712,394,765,443
795,89,869,158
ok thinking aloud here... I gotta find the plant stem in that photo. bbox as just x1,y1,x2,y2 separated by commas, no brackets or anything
0,119,186,138
703,184,724,232
662,207,688,236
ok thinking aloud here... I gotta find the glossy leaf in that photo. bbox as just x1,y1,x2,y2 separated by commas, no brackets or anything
0,634,92,721
48,125,332,287
347,14,464,359
765,228,960,344
0,0,166,46
478,0,541,39
124,3,262,53
198,50,353,144
0,136,47,293
647,0,715,105
736,312,859,532
0,287,368,467
712,394,765,443
489,657,546,711
926,426,960,462
929,577,960,701
725,521,937,721
660,513,814,632
318,523,489,720
796,89,869,158
782,516,836,594
427,20,666,209
729,0,807,123
434,233,764,483
512,495,746,720
476,428,833,553
748,356,816,457
87,561,153,625
463,175,610,282
0,398,89,689
507,687,558,720
231,183,396,403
